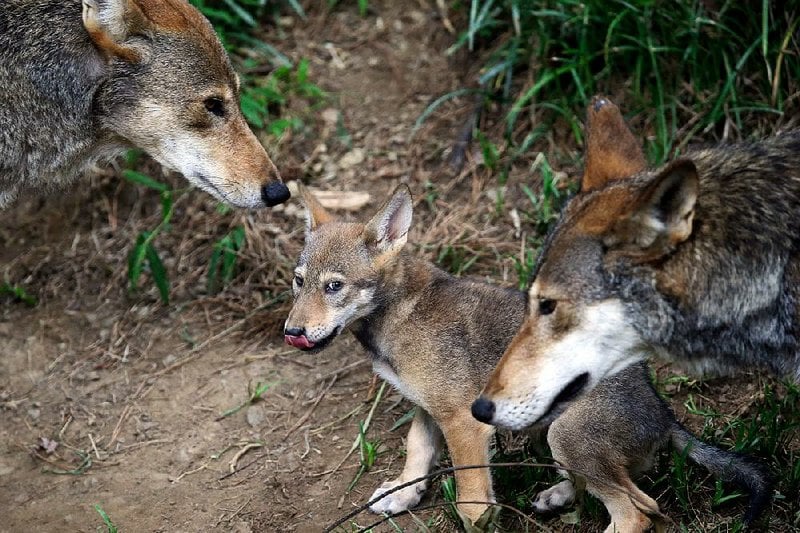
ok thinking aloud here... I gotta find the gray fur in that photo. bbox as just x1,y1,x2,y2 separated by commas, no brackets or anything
0,0,286,209
0,0,114,204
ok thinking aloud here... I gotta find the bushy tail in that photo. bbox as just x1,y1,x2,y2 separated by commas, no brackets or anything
670,423,773,526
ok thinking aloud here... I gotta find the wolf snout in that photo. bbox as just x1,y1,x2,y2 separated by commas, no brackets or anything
262,181,290,207
471,396,496,424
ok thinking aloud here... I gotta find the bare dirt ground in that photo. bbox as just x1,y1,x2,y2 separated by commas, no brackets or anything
1,2,797,533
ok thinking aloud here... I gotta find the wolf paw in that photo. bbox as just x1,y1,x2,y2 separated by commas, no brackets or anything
532,479,576,513
368,479,425,515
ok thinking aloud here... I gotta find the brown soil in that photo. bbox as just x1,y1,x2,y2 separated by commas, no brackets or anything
0,2,795,533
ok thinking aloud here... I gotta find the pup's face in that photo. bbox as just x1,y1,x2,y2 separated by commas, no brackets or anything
284,185,413,351
284,223,380,351
86,0,289,208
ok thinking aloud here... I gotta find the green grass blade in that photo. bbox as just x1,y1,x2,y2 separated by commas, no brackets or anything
145,243,170,305
122,170,168,192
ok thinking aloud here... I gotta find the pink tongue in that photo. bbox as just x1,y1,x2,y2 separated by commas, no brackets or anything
284,335,315,349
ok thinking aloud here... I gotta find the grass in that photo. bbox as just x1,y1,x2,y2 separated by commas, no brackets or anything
419,0,799,189
219,380,275,419
0,282,37,306
347,421,383,493
94,505,118,533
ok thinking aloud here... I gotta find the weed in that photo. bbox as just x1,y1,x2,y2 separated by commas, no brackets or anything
347,421,382,492
94,504,118,533
435,245,480,276
124,169,175,305
219,381,275,419
519,153,567,231
389,408,416,432
440,475,459,523
207,225,246,294
42,449,92,475
239,59,327,134
327,0,369,18
0,283,36,306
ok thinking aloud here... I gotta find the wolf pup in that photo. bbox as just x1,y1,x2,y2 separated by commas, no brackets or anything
0,0,289,209
284,185,770,530
474,96,800,431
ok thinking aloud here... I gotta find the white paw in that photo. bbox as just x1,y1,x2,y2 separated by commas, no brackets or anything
532,479,576,513
368,479,425,515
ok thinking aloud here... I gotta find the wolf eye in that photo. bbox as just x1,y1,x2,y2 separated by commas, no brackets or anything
325,280,343,293
204,97,225,118
294,274,304,287
538,299,557,315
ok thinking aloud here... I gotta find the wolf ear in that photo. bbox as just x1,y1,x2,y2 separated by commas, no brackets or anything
297,183,334,235
581,96,647,192
606,159,698,260
363,185,413,258
82,0,147,62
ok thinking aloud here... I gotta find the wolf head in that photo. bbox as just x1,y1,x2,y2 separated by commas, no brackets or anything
284,185,413,351
473,96,700,430
82,0,289,208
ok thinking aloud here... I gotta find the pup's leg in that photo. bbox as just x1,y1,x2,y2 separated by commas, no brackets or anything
532,478,576,513
369,408,442,515
588,473,660,533
438,411,495,524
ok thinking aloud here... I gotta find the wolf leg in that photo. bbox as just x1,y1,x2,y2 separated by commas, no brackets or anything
369,408,442,515
438,411,495,524
589,474,659,533
532,478,577,513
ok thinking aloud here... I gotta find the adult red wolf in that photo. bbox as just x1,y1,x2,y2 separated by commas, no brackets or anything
475,96,800,431
0,0,290,209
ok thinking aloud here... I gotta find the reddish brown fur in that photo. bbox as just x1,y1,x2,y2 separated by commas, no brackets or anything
135,0,201,31
84,25,141,61
582,96,647,192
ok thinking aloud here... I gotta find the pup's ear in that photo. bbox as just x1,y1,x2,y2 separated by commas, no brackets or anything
82,0,148,62
606,159,698,261
581,96,647,192
297,183,333,235
363,185,413,259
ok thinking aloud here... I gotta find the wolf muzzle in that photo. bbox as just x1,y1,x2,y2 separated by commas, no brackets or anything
262,181,291,207
284,326,315,349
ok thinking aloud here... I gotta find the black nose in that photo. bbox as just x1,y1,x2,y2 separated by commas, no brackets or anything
262,181,291,207
284,326,305,337
471,396,496,424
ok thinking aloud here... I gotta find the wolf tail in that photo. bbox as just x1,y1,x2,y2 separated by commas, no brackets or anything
670,423,773,526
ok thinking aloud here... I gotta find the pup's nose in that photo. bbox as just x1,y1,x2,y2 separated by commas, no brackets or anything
262,181,290,207
471,396,496,424
284,326,305,337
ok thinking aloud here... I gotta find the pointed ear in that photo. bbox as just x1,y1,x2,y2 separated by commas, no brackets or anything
82,0,147,62
297,183,334,235
363,185,413,257
582,96,647,192
606,159,699,261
